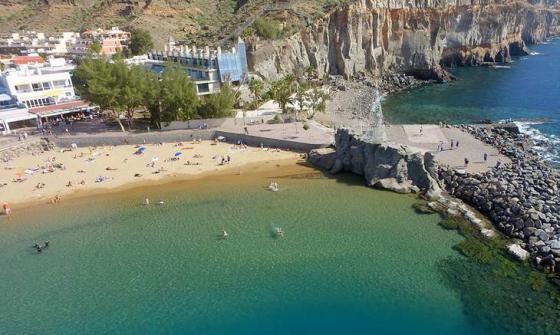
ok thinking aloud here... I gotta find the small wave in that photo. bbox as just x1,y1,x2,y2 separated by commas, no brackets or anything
514,121,560,166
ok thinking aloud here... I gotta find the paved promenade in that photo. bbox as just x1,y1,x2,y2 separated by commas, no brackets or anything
385,124,511,173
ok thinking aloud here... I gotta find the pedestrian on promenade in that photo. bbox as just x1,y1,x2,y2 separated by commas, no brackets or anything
244,126,249,135
496,160,502,168
484,153,488,162
450,139,454,149
464,157,469,166
456,141,460,148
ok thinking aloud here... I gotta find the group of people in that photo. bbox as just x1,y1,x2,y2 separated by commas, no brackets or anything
437,139,460,152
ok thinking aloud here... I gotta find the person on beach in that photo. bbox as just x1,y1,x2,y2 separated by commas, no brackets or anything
3,202,11,216
484,153,488,162
145,198,150,205
456,141,460,148
450,140,454,149
496,160,502,168
244,126,249,135
464,157,469,166
227,155,231,164
419,125,423,136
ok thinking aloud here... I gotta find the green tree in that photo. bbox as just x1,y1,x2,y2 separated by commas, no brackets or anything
129,29,154,56
159,62,199,125
73,57,127,132
114,62,147,129
306,87,329,119
88,41,102,55
144,72,163,128
248,79,264,108
199,83,238,118
270,78,293,114
294,82,309,120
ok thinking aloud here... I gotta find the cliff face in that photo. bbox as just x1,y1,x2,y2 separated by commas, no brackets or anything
250,0,560,81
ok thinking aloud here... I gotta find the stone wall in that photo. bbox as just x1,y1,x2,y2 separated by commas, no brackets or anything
52,129,329,152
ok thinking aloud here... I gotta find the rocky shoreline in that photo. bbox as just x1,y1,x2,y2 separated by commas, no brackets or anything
439,125,560,273
308,124,560,275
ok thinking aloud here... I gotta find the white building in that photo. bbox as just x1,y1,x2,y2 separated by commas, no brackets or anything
0,57,76,109
0,31,80,56
0,57,91,133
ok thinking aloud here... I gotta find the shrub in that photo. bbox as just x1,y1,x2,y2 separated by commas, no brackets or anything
252,17,281,40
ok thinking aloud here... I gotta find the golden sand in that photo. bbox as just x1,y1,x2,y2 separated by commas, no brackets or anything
0,141,303,208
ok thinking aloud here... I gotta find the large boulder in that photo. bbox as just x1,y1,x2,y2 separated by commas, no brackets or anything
308,128,442,197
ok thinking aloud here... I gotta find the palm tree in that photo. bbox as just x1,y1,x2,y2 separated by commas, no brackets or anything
248,79,264,108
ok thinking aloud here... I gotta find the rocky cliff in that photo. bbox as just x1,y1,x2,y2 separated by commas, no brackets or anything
308,128,442,199
250,0,560,81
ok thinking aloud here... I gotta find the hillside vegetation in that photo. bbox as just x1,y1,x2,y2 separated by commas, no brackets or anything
0,0,352,47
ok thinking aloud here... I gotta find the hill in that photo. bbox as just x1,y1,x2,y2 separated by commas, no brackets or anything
0,0,350,47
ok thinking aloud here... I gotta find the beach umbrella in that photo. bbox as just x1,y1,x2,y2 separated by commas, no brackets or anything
139,147,146,152
174,152,182,157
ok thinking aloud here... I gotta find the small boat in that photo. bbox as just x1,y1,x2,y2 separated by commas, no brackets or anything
157,200,165,205
268,182,279,192
219,230,229,239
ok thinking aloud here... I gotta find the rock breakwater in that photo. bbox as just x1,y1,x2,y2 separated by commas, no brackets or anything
439,125,560,272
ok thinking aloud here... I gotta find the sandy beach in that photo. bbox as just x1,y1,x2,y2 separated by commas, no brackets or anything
0,140,303,208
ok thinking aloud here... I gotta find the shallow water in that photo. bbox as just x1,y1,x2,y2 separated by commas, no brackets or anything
0,168,481,334
383,39,560,165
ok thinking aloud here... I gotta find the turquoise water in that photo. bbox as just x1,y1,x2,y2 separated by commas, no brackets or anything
0,169,482,334
383,38,560,164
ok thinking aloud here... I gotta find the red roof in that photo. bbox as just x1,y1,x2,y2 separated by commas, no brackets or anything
12,55,45,65
29,100,90,116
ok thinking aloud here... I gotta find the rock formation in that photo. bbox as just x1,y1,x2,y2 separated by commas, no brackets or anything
308,128,442,199
249,0,560,81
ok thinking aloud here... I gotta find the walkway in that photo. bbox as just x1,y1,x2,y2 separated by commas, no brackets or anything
385,124,511,174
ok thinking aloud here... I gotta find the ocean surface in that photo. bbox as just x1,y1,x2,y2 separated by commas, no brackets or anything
383,38,560,165
0,168,480,334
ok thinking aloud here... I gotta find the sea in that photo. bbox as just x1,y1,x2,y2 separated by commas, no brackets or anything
383,38,560,166
2,40,560,334
1,166,558,335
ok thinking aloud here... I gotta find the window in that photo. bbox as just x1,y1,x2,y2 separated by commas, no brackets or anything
32,83,43,92
42,82,52,90
53,80,66,88
15,85,31,93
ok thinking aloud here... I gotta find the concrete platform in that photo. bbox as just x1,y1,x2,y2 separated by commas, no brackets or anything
385,124,511,174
